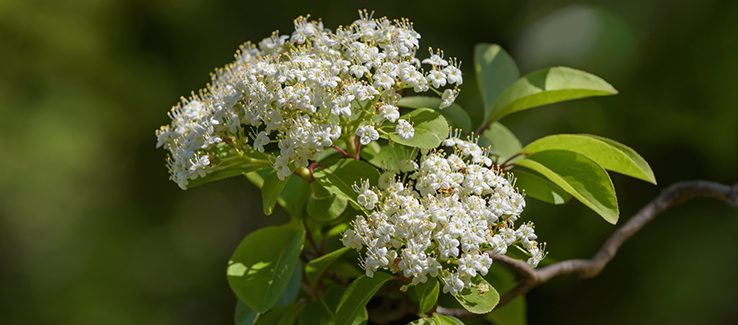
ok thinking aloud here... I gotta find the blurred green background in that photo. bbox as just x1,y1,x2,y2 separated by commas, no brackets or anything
1,0,737,324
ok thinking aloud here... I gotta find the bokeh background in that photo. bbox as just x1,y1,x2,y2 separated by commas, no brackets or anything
2,0,737,324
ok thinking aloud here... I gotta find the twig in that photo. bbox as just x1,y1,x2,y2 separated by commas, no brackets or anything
437,180,738,318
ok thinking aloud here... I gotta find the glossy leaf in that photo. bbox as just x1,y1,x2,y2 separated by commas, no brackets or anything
305,247,351,287
275,262,302,307
262,172,291,215
322,286,368,325
299,301,333,325
280,176,312,219
227,227,306,313
307,183,349,222
188,148,271,188
246,171,310,218
380,108,449,149
488,67,618,122
513,169,572,205
335,272,393,325
407,319,428,325
521,134,656,184
475,44,520,123
397,96,472,132
361,144,414,171
480,122,522,162
313,159,380,207
235,299,259,325
586,135,657,184
516,150,619,223
452,276,500,314
432,313,464,325
255,302,303,325
413,277,440,314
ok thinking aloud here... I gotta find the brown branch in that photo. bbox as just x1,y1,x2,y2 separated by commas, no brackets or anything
438,180,738,318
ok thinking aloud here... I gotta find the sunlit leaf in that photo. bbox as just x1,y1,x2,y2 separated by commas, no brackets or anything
361,144,414,171
488,67,617,122
479,122,522,162
516,150,619,223
397,96,472,132
227,227,306,313
513,169,572,205
522,134,655,184
452,275,500,314
312,159,380,208
380,108,449,149
188,147,271,188
432,313,465,325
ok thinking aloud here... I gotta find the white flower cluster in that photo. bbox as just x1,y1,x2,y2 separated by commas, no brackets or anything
342,134,546,296
156,11,462,189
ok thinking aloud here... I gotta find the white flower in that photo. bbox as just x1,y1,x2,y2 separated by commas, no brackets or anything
356,125,379,145
442,272,464,296
274,156,291,180
379,104,400,122
396,119,414,141
443,65,463,85
422,53,449,67
426,70,447,88
440,89,458,109
374,73,395,90
331,95,354,117
253,131,270,152
527,246,545,268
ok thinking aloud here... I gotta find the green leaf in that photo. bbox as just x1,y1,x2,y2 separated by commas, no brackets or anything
313,159,380,208
397,96,472,132
474,44,520,123
361,144,414,171
432,313,465,325
255,302,303,325
246,170,310,218
488,67,618,122
513,169,572,205
521,134,656,184
452,275,500,314
299,301,333,325
227,227,306,313
585,135,657,184
380,108,449,149
516,150,619,223
407,319,428,325
189,146,271,188
335,272,394,325
235,299,259,325
413,277,440,314
262,172,291,215
485,267,526,325
307,183,349,222
280,176,312,219
480,122,522,162
305,247,351,287
276,262,302,307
